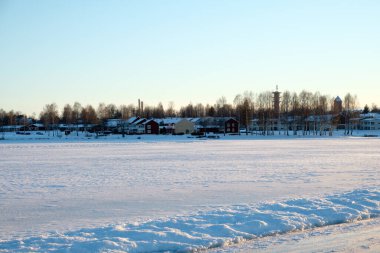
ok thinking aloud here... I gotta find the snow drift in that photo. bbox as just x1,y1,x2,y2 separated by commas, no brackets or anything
0,188,378,252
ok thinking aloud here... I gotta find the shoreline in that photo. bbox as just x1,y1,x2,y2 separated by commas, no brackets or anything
1,130,379,144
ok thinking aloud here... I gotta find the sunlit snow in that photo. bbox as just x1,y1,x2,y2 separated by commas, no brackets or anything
0,135,379,252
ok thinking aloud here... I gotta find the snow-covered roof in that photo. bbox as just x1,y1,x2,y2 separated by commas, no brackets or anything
30,123,44,127
360,113,380,119
335,96,342,102
161,118,184,125
106,119,123,127
188,118,201,123
133,118,147,125
143,119,158,125
305,115,333,121
1,125,22,130
127,116,140,124
361,117,380,123
58,123,89,128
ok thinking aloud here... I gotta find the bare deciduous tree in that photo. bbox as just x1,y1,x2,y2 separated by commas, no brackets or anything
194,103,206,117
152,102,165,119
62,104,73,125
166,101,176,117
73,102,82,136
40,103,59,136
0,109,6,138
299,90,313,135
343,93,358,135
234,91,255,135
97,103,107,122
256,91,272,135
81,105,97,132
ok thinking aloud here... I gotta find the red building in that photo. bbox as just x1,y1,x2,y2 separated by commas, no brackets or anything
144,119,159,134
224,118,239,133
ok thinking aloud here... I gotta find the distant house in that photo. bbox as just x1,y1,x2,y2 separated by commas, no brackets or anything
196,117,219,133
196,117,239,134
361,118,380,130
159,118,195,134
106,119,120,131
224,118,239,134
173,119,195,134
188,118,202,133
128,118,146,134
59,123,94,132
359,113,380,130
250,119,260,131
126,116,141,125
2,125,23,132
19,123,45,131
30,123,45,131
88,124,103,133
116,116,139,134
144,119,159,134
305,115,334,131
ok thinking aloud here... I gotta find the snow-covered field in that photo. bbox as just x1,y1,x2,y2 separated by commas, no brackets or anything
0,132,379,252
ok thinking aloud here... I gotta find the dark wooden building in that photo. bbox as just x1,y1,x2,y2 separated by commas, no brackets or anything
224,118,239,133
196,117,239,134
144,119,159,134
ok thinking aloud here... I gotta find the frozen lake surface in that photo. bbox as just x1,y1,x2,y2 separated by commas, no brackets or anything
0,136,379,252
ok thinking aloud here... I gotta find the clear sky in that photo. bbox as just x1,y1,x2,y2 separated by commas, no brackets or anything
0,0,379,116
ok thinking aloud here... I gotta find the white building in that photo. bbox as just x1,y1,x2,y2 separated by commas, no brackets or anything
360,113,380,130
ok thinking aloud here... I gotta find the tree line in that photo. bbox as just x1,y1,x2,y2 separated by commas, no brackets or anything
0,90,379,130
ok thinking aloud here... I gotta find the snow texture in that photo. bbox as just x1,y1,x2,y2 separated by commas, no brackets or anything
0,189,378,252
0,134,379,252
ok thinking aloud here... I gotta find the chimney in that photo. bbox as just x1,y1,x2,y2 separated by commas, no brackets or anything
138,99,141,115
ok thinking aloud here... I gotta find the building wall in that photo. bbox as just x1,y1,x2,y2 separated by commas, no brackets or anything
225,118,239,133
174,119,195,134
145,120,159,134
360,120,380,130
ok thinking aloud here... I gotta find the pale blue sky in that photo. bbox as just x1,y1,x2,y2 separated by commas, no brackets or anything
0,0,379,115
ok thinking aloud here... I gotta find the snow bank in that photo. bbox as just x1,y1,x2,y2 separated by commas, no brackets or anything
0,188,378,252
